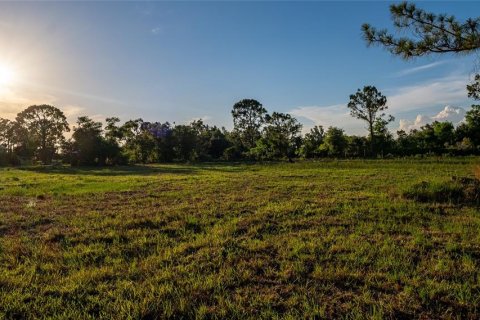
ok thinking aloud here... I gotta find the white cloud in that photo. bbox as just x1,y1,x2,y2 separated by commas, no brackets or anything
151,27,163,35
387,75,468,113
394,61,448,77
433,105,466,122
398,105,466,132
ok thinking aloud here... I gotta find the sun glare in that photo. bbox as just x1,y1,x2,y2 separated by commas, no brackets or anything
0,64,16,87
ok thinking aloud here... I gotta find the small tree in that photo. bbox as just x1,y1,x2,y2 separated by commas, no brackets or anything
263,112,302,160
347,86,393,156
460,105,480,149
105,117,123,143
15,105,69,164
142,121,174,163
319,127,348,157
373,117,395,157
298,125,324,158
346,135,368,158
231,99,267,151
69,116,106,165
172,124,197,162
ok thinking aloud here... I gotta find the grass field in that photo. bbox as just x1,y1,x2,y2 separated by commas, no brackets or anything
0,158,479,319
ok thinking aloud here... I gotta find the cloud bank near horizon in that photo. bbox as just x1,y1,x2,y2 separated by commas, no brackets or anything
289,75,471,135
398,106,466,132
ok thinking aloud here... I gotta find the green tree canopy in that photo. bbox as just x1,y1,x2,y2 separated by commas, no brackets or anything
261,112,302,160
298,125,324,158
231,99,267,150
320,127,348,157
15,105,69,164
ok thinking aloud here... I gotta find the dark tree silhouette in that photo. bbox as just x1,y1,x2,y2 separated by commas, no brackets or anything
68,116,120,166
362,1,480,59
15,105,69,164
467,74,480,100
0,118,15,154
347,86,393,156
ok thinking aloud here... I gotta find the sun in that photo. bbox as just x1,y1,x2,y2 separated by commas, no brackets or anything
0,64,16,87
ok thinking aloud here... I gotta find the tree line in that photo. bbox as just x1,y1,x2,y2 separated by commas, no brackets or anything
0,82,479,166
2,2,480,166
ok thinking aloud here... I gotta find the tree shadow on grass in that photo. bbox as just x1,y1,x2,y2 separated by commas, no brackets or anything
16,161,262,176
17,165,199,176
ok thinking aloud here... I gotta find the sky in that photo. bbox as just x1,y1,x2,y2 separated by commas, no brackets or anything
0,1,478,135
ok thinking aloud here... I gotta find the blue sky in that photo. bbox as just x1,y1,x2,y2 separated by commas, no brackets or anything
0,1,478,135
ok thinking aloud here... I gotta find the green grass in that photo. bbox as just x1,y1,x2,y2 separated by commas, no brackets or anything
0,158,479,319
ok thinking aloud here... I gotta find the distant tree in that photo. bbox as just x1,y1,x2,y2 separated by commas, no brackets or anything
207,127,230,159
346,135,368,158
0,118,15,154
223,130,244,161
15,105,69,164
373,117,395,157
189,120,230,160
319,127,348,157
263,112,302,160
105,117,123,143
11,123,36,162
432,121,455,150
68,116,110,165
189,119,212,160
416,123,436,153
249,112,302,161
231,99,267,151
120,119,151,163
464,80,480,149
298,125,325,158
408,121,455,154
396,130,419,156
460,105,480,149
142,121,174,162
0,118,19,166
347,86,393,156
362,2,480,59
172,124,197,162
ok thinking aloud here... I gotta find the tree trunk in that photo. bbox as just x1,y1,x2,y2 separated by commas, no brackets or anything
369,122,375,157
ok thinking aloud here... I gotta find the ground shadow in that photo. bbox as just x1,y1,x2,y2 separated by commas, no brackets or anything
17,165,199,176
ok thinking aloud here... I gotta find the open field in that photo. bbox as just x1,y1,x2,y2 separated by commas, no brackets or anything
0,159,479,319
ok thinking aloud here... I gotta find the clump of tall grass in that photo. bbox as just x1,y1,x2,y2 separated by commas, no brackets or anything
403,177,480,204
403,181,464,203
